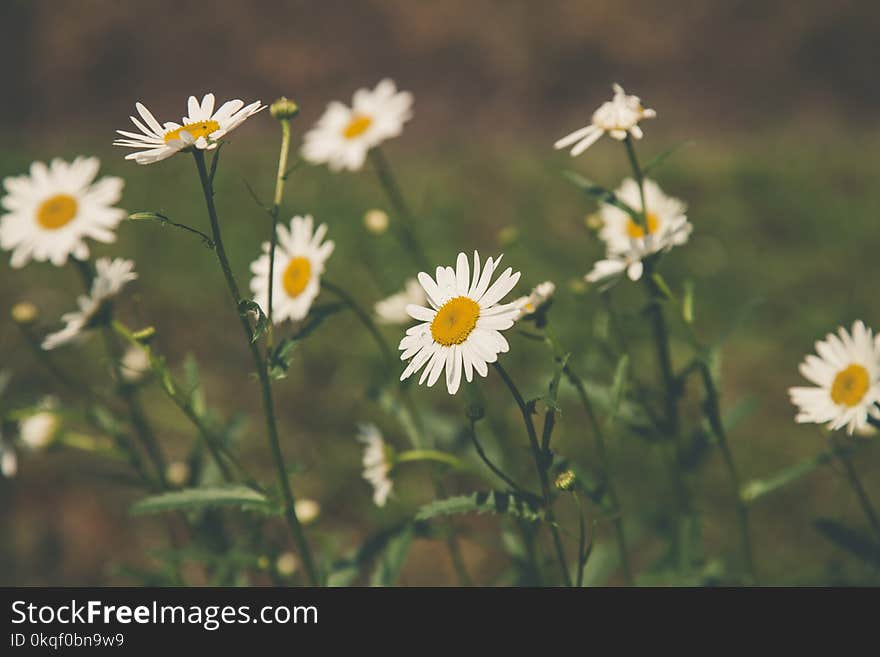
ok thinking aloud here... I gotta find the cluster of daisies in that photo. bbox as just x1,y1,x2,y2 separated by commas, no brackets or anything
0,80,872,509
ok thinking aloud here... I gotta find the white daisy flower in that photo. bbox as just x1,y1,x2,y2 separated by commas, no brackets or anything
301,79,413,172
357,423,393,507
554,83,656,156
114,94,264,165
514,281,556,319
1,157,124,268
294,498,321,525
375,278,427,325
399,251,521,396
789,321,880,435
249,215,334,324
19,410,59,450
585,178,691,283
42,257,137,350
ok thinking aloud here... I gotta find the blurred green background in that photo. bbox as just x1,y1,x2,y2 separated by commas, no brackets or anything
1,0,879,586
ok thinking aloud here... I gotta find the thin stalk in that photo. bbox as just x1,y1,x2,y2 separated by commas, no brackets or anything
623,135,649,231
368,147,429,270
573,492,587,587
466,417,530,495
396,449,468,470
831,433,880,541
697,362,758,584
191,149,319,586
266,118,292,348
492,362,572,587
562,363,635,585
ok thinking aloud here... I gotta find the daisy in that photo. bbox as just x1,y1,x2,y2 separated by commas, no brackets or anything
514,281,556,319
554,83,656,157
789,321,880,435
19,408,59,451
250,215,334,323
42,257,138,350
114,94,264,165
301,79,413,172
586,178,691,283
399,251,521,395
375,278,427,325
357,423,393,507
1,157,125,268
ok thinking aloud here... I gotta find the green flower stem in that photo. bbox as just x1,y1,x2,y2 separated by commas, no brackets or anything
111,320,264,489
266,117,293,348
191,149,319,587
697,362,758,584
830,433,880,541
396,449,468,470
623,135,649,231
546,337,634,585
466,416,530,495
492,361,572,587
368,147,430,270
322,280,395,367
622,138,692,574
573,491,588,587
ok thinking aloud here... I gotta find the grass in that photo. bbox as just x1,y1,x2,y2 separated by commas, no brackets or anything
1,129,880,585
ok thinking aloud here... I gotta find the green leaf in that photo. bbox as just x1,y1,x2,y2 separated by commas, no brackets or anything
641,140,693,176
682,280,695,324
609,354,630,415
131,485,276,516
416,491,544,522
563,171,639,219
267,303,346,379
183,354,206,418
127,211,214,249
238,300,268,344
813,518,880,566
370,524,414,586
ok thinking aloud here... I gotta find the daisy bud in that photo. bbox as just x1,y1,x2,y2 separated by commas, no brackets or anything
294,498,321,525
11,302,38,325
555,470,576,492
584,213,604,231
165,461,190,487
256,555,270,570
498,225,519,247
270,97,299,121
276,552,298,577
363,209,389,235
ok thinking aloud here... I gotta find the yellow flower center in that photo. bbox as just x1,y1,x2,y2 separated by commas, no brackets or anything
830,364,870,407
164,119,220,143
282,256,312,298
36,194,78,230
343,114,373,140
626,211,660,239
430,296,480,346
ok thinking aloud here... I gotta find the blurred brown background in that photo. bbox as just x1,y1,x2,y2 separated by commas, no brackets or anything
1,0,878,140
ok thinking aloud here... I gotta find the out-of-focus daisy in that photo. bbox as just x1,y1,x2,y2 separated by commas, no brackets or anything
585,178,691,283
165,461,191,487
114,94,264,165
302,79,413,172
42,257,137,350
363,209,389,235
399,251,521,395
0,439,16,478
789,321,880,435
375,278,427,325
554,83,656,157
1,158,124,268
295,498,321,525
19,408,59,451
514,281,556,319
120,344,151,383
249,215,334,323
357,423,393,507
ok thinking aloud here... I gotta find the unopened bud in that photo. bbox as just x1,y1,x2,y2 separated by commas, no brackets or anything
166,461,190,487
11,302,38,325
364,209,389,235
555,470,576,491
585,213,604,231
295,498,321,525
276,552,298,576
498,225,519,247
270,97,299,120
